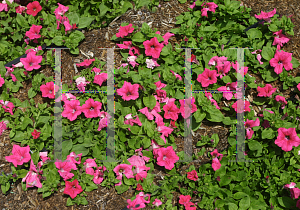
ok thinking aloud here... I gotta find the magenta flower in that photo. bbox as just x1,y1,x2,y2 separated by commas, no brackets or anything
251,49,264,65
54,3,69,19
297,83,300,91
0,100,15,115
216,61,231,78
62,99,82,121
80,98,102,118
25,25,42,40
273,29,290,50
26,1,42,17
40,81,59,99
232,99,251,113
117,81,139,101
270,50,293,74
94,73,107,86
22,170,42,188
55,159,77,181
143,37,164,59
113,164,134,186
63,179,83,199
255,8,276,22
163,101,180,121
67,152,82,165
257,84,277,97
217,82,237,101
179,97,197,119
116,41,132,49
170,70,182,81
197,68,218,87
4,67,17,82
179,195,192,206
93,166,107,185
40,152,50,163
205,91,220,109
83,158,97,175
124,114,142,132
156,146,179,170
5,145,31,167
139,101,161,121
31,129,41,139
0,120,8,136
126,195,146,210
210,149,223,171
116,24,134,38
232,60,249,75
20,51,43,71
56,16,72,33
76,59,95,68
0,74,4,87
162,32,175,45
128,155,150,181
187,170,198,181
290,188,300,199
152,198,162,207
275,95,287,109
275,127,300,152
245,118,260,139
97,111,110,131
201,2,218,17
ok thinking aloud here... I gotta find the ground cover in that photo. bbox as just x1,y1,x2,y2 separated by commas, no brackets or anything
0,0,300,209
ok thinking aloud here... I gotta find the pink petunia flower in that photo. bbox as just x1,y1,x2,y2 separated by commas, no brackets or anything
273,29,290,50
216,61,231,78
113,164,134,186
67,152,82,165
76,59,95,68
127,55,139,68
163,101,180,121
54,3,69,19
179,97,197,119
0,100,15,115
179,195,192,206
20,51,43,71
257,84,277,98
97,111,111,131
93,166,107,185
210,149,223,171
187,170,198,181
205,92,220,110
25,25,42,40
275,127,300,152
22,170,42,188
170,70,182,81
5,67,18,82
56,16,72,33
126,195,146,210
0,74,4,87
201,2,218,17
80,98,102,118
31,129,41,139
55,159,77,181
94,73,107,87
270,50,293,74
40,152,50,163
245,118,260,139
116,24,135,38
217,82,237,101
14,5,25,14
231,60,249,75
116,41,132,49
83,158,97,175
143,37,164,59
156,146,179,170
40,81,59,99
254,8,276,23
197,68,218,87
139,101,161,121
251,49,264,65
162,32,175,45
5,145,31,167
75,76,90,92
117,81,140,101
0,0,13,12
63,179,83,199
128,155,150,181
275,95,288,109
62,99,82,121
0,120,9,136
232,99,251,113
26,1,42,16
152,198,162,207
297,83,300,92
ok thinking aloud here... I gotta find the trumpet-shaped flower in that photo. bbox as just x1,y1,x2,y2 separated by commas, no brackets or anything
270,50,293,74
26,1,42,17
54,3,69,19
25,25,42,40
275,127,300,152
55,159,77,181
257,84,277,97
62,99,82,121
116,24,134,38
197,68,218,87
146,58,160,69
40,81,59,99
163,101,180,121
117,81,139,101
5,145,31,167
63,179,83,199
232,99,251,113
179,97,197,119
245,118,260,139
143,37,164,59
273,29,290,50
80,98,102,118
156,146,179,170
76,59,95,68
254,8,276,22
93,166,107,184
20,51,43,71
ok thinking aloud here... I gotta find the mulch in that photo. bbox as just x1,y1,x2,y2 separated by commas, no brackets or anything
0,0,299,209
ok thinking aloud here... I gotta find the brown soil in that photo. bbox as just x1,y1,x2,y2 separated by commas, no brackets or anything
0,0,299,209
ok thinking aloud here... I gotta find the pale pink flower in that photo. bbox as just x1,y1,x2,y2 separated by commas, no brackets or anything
143,37,164,59
127,55,139,68
55,160,77,181
197,68,218,87
273,29,290,50
275,127,300,152
251,49,264,65
257,84,277,97
146,58,160,69
0,100,15,115
5,145,31,167
40,152,50,163
40,81,59,99
117,81,139,101
270,50,293,74
116,24,134,38
152,198,162,207
5,67,17,82
156,146,179,170
245,118,260,139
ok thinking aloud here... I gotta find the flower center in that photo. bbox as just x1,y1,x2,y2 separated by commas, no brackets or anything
285,136,290,140
20,156,24,161
163,155,167,160
90,107,94,111
119,169,124,173
126,92,131,96
33,8,36,11
49,90,52,93
151,46,155,49
72,109,76,114
29,62,33,66
72,185,76,189
278,61,282,64
208,77,211,80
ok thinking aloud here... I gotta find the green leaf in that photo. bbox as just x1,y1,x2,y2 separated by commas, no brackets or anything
52,36,64,46
206,106,224,122
78,17,95,29
233,192,248,200
121,1,133,14
99,2,109,17
143,95,156,110
174,90,185,100
261,46,274,61
219,175,232,187
137,0,150,9
248,140,262,151
132,32,145,42
16,13,29,28
246,28,262,39
193,109,206,123
72,144,89,156
239,196,250,209
277,196,295,209
28,88,37,98
261,128,275,139
291,57,300,68
21,117,33,130
115,183,129,194
66,12,79,25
